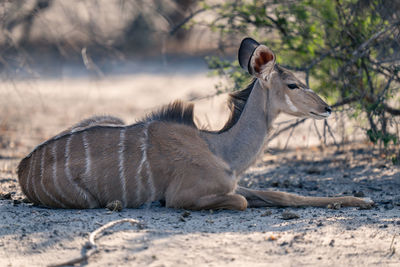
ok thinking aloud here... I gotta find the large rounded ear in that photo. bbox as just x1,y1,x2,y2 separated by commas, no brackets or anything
238,37,260,74
238,38,276,79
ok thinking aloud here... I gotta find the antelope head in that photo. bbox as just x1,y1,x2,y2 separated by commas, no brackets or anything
239,37,331,119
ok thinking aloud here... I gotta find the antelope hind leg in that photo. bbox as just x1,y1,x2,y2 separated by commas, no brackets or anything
236,186,374,209
176,194,248,211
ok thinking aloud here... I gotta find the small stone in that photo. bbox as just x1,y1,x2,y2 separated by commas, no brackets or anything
266,235,278,241
181,211,191,218
282,179,291,188
377,164,387,169
306,167,322,175
384,203,394,210
353,191,365,197
260,210,272,217
137,223,146,230
329,239,335,247
271,181,280,187
393,196,400,206
0,192,12,200
281,210,300,220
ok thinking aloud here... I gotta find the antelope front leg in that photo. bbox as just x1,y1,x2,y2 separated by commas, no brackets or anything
236,186,374,209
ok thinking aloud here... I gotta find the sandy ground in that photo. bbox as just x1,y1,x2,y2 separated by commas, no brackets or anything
0,62,399,266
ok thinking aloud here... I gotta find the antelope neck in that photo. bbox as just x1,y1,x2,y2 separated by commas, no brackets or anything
200,79,279,175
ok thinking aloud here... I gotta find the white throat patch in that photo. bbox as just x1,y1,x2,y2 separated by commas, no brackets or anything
285,94,298,112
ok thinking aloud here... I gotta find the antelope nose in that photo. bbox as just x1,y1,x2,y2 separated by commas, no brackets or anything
325,106,332,114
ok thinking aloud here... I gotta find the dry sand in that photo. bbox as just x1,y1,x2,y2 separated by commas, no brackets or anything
0,63,399,266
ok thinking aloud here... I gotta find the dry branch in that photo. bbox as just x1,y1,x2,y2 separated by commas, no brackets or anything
48,218,143,267
267,118,307,143
169,4,221,36
383,104,400,116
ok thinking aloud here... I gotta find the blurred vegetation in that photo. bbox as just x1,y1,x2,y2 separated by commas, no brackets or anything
0,0,197,76
190,0,400,161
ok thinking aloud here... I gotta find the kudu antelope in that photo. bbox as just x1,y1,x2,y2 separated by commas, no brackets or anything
17,38,373,210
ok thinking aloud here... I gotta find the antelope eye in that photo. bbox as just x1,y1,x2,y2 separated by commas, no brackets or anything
287,84,299,89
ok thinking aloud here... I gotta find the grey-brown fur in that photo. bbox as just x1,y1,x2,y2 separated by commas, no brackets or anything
17,38,374,210
216,80,256,134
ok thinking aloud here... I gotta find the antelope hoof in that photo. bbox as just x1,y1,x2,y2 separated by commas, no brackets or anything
357,197,375,210
106,200,123,212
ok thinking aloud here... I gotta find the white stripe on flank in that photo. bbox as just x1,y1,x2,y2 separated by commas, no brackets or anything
145,159,155,202
31,152,46,205
285,94,298,112
142,123,156,202
40,147,66,207
135,123,156,205
118,128,127,207
32,151,44,205
135,153,145,205
65,135,89,204
82,132,92,178
51,142,69,206
25,153,34,198
27,153,40,203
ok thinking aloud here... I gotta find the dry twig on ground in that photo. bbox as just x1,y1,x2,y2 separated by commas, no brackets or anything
48,218,143,267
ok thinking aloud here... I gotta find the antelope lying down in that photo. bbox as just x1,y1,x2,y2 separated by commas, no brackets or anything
18,38,373,210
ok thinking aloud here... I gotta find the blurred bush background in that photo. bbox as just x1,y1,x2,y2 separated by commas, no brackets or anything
0,0,212,77
196,0,400,162
0,0,399,162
